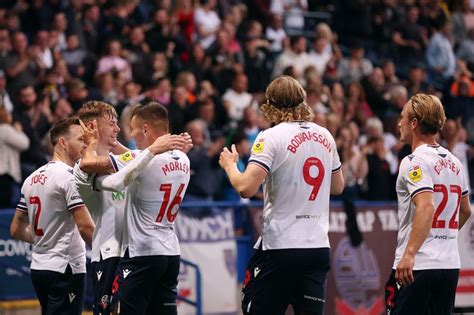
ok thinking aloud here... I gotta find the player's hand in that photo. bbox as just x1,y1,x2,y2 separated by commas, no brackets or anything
219,144,239,170
148,133,186,155
395,253,415,286
80,119,99,145
180,132,193,154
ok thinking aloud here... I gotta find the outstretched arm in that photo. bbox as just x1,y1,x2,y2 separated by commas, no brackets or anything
94,149,154,192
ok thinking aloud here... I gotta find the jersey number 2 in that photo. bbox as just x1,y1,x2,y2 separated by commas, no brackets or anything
156,183,186,223
303,157,325,201
29,196,44,236
432,184,461,229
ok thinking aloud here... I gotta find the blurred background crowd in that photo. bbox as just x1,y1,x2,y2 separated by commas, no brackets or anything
0,0,474,230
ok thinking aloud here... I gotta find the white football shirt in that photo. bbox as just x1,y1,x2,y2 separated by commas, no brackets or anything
393,144,469,270
248,121,341,250
16,161,86,274
74,156,125,263
109,150,191,257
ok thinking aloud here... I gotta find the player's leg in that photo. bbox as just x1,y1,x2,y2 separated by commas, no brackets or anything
92,256,120,315
292,248,330,315
427,269,459,315
241,248,295,315
31,269,56,314
385,270,431,314
147,255,180,315
46,264,85,315
115,252,154,314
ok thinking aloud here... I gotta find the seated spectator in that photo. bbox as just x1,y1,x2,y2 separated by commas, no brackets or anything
0,106,29,207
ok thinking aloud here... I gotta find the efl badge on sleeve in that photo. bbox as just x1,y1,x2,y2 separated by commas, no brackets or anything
408,165,422,183
119,151,135,162
252,139,265,154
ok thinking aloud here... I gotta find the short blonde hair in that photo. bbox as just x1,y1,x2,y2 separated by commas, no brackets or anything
407,93,446,135
261,76,314,123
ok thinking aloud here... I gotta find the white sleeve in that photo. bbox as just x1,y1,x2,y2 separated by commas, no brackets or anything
109,150,141,171
95,149,154,192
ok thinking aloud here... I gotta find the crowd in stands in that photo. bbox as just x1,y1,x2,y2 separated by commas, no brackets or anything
0,0,474,216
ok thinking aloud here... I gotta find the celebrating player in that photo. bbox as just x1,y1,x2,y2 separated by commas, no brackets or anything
10,117,95,315
219,76,345,315
79,102,191,314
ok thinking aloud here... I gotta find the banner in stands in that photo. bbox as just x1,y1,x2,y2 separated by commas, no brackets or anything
0,211,35,300
325,203,474,314
175,208,238,315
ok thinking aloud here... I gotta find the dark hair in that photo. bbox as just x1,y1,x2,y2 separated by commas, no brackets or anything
50,117,80,146
131,102,169,131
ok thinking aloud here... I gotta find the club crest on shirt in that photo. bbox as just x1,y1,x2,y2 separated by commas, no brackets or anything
408,165,423,183
119,151,135,162
252,139,265,154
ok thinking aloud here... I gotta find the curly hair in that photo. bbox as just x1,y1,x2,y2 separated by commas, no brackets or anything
261,76,314,123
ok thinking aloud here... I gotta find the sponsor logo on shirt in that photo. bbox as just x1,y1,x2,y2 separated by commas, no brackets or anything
252,139,265,154
408,165,422,183
119,151,135,162
111,191,126,201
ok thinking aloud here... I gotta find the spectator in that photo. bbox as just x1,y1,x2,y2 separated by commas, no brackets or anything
337,42,373,86
123,25,151,86
4,32,43,104
34,30,53,70
0,70,13,113
194,0,221,49
223,72,254,127
365,135,395,200
13,85,51,180
337,125,368,201
426,18,456,88
442,119,472,191
451,0,474,46
0,106,29,207
185,119,224,204
391,5,428,73
270,0,308,33
62,34,89,78
96,39,132,81
308,35,333,77
265,14,286,55
272,35,310,80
